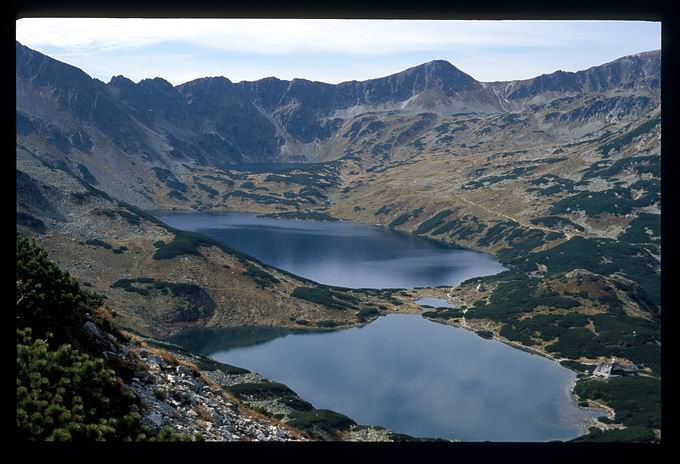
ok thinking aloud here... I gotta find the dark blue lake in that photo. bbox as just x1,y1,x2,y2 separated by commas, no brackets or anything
152,212,506,289
171,314,600,441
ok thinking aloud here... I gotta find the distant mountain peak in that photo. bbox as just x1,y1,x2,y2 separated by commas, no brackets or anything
108,75,134,86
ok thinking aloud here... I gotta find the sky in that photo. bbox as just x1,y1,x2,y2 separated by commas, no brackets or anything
15,19,661,86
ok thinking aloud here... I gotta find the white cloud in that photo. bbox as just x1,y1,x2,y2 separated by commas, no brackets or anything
16,18,563,56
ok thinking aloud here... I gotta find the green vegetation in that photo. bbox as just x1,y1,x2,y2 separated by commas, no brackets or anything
574,376,660,432
227,382,296,399
195,182,219,197
111,279,149,296
152,167,188,192
261,211,339,222
356,307,380,321
288,409,356,432
462,174,518,190
152,230,218,260
224,190,299,207
116,209,141,225
117,202,166,227
292,287,360,310
545,231,565,241
317,320,338,328
572,426,656,442
476,330,494,339
599,116,660,157
618,213,660,244
461,165,538,190
17,212,46,232
471,270,658,371
17,328,147,441
415,210,453,234
85,238,112,249
581,154,659,181
278,396,314,411
264,168,340,188
422,308,465,319
430,215,486,240
530,215,584,232
433,121,468,135
477,220,519,247
496,228,546,259
550,187,657,217
113,278,215,321
510,237,660,310
469,273,578,323
77,163,98,185
408,137,425,151
543,313,659,372
85,239,128,254
16,235,193,441
202,175,234,187
388,213,411,228
388,207,424,228
17,235,102,341
168,190,188,201
153,282,216,322
168,326,301,355
375,205,393,216
243,265,280,288
559,360,592,373
144,338,251,374
527,175,577,196
500,313,588,344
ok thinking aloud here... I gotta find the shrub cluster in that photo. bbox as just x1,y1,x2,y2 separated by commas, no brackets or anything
292,287,360,310
17,235,102,340
16,328,147,441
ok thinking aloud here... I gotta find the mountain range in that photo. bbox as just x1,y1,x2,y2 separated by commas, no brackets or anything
16,41,660,206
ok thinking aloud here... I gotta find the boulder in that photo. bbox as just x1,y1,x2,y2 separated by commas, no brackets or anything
148,413,163,427
83,321,103,339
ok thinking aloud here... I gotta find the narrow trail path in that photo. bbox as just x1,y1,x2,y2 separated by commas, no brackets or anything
456,194,579,240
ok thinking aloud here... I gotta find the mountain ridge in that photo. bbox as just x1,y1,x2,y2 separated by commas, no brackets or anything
15,41,661,206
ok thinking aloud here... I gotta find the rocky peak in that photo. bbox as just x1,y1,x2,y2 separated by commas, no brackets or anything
349,59,481,105
405,59,478,89
177,76,234,95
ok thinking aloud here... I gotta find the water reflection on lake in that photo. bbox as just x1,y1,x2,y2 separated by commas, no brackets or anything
171,315,600,441
152,212,506,289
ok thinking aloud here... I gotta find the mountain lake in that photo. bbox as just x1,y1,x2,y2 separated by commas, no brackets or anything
156,211,602,441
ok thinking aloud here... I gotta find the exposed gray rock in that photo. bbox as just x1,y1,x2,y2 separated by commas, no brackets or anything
176,365,193,377
83,321,103,339
148,413,163,428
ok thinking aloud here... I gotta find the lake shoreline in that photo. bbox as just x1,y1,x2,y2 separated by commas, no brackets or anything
418,313,612,438
148,207,495,256
152,209,605,441
173,312,603,441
